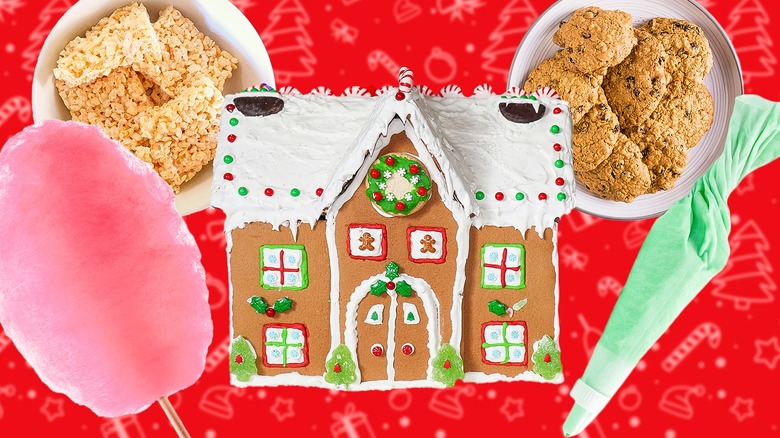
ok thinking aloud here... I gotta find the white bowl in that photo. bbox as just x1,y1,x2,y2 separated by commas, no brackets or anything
508,0,743,220
32,0,275,216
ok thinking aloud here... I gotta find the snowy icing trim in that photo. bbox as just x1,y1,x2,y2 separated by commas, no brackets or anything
343,86,370,97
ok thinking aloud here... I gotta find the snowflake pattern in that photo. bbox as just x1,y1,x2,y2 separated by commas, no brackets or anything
410,175,420,185
383,170,392,179
386,193,396,201
396,168,407,177
404,193,413,201
378,183,387,190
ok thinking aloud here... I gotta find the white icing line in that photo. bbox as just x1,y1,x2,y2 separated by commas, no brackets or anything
386,293,398,381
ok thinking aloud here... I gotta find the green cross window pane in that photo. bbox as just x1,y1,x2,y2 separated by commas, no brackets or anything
482,322,526,364
265,327,304,367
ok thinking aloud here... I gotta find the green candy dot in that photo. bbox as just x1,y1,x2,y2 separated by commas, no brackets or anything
223,155,234,164
475,191,485,200
550,125,560,134
290,188,301,197
229,118,239,127
557,193,567,201
529,95,537,101
238,187,248,196
555,159,564,168
515,192,525,201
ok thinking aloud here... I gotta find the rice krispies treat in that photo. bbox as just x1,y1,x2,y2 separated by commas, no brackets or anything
137,75,223,192
54,3,162,87
56,67,153,155
139,6,238,96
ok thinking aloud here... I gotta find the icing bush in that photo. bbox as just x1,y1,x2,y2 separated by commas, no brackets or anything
230,336,258,383
532,335,562,381
432,344,464,387
325,344,358,388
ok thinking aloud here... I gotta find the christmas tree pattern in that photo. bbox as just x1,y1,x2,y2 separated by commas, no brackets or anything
21,0,75,74
710,220,776,310
260,0,317,85
725,0,776,84
230,0,256,13
481,0,537,82
0,0,24,23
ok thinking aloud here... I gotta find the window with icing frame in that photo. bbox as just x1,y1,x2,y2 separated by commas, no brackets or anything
259,244,309,290
364,304,384,325
480,243,526,289
262,323,309,368
481,321,528,366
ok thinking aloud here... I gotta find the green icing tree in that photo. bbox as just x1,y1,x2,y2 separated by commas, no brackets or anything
432,344,464,387
324,344,358,388
532,335,562,381
230,336,258,382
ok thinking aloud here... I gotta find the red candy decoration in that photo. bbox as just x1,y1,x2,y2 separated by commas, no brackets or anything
334,363,341,373
370,169,381,179
371,345,383,357
385,156,396,166
395,201,406,211
264,188,274,197
539,193,548,201
444,360,451,369
386,281,396,290
553,107,562,115
417,187,427,196
226,104,235,113
235,354,243,364
265,308,276,317
395,91,405,101
553,143,562,152
544,353,551,363
316,188,324,197
410,164,419,175
402,343,414,356
495,192,505,201
227,134,236,143
556,177,565,186
223,173,234,181
372,192,383,201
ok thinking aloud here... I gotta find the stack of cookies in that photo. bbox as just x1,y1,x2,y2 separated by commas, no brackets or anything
525,7,714,202
54,3,238,193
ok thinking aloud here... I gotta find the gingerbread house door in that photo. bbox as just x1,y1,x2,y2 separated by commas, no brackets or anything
346,274,439,384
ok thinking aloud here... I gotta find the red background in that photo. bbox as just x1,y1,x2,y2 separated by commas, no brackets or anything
1,0,779,437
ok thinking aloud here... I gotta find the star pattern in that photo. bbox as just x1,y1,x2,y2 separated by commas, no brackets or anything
39,397,64,422
500,397,524,422
270,397,295,422
754,337,780,370
730,397,755,422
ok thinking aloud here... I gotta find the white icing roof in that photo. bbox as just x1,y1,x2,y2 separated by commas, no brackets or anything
212,86,575,233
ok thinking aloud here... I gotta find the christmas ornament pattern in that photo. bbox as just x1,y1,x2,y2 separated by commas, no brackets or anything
0,0,779,436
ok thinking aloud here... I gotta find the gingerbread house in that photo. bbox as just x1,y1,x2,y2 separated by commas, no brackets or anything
212,68,574,389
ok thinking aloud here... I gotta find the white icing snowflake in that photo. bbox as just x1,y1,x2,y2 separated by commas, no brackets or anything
378,183,387,190
386,193,396,201
404,193,413,202
383,170,392,179
410,175,420,185
396,168,407,177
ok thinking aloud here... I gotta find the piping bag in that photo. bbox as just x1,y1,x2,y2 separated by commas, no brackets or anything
563,95,780,436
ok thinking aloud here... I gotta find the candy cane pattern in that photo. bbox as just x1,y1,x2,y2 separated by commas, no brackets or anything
0,97,31,129
367,50,400,78
398,67,414,94
662,322,722,372
205,335,231,373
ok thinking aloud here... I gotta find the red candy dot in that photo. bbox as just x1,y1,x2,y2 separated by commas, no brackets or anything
402,344,414,356
226,104,236,113
395,91,405,101
417,187,427,196
556,177,565,186
444,360,451,369
553,107,562,115
410,164,419,175
553,143,562,152
223,173,234,181
387,281,396,290
385,156,396,166
538,193,548,201
544,353,551,363
235,354,243,364
316,188,324,197
395,201,406,211
265,188,274,197
334,363,342,373
373,192,383,201
372,345,383,356
227,134,237,143
495,192,505,201
265,308,276,317
370,169,381,179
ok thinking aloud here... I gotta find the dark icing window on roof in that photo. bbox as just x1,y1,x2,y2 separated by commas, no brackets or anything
233,96,285,117
499,102,547,124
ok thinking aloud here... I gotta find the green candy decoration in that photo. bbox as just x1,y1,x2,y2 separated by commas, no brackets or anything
432,344,465,387
555,159,564,168
532,334,562,381
274,296,294,313
230,336,258,382
370,280,387,296
290,188,300,197
475,191,485,200
365,154,432,216
395,280,412,297
229,118,239,126
385,262,400,280
325,344,358,388
238,187,248,196
515,192,525,201
248,296,268,314
488,299,508,316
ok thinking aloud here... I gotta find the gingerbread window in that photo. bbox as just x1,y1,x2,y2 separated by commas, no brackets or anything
347,224,387,261
263,323,309,368
364,304,384,325
259,245,308,290
407,226,447,264
480,244,525,289
481,321,527,366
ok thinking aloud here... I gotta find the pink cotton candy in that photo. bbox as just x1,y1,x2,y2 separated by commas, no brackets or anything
0,120,212,417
